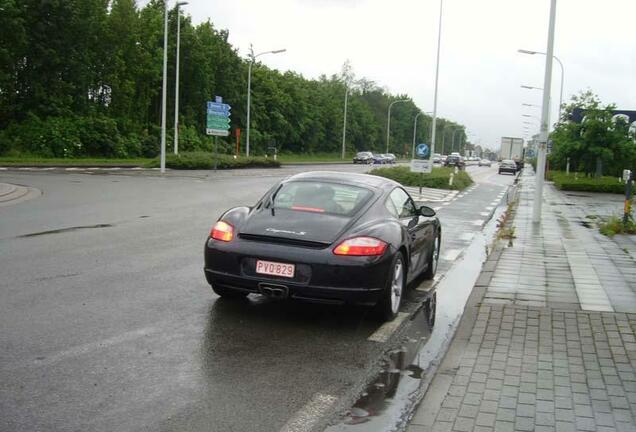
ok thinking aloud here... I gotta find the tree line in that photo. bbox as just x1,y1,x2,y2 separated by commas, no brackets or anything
0,0,466,158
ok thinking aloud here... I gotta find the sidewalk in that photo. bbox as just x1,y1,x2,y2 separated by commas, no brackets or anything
408,168,636,432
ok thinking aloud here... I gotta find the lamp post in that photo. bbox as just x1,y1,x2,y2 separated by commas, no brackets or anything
430,0,444,159
412,111,432,158
452,128,462,153
386,99,409,153
173,1,188,155
160,0,169,173
532,0,557,223
341,84,350,159
518,48,564,121
246,46,286,157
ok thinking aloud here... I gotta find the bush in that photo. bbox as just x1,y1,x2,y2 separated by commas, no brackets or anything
370,165,473,190
599,215,636,237
548,171,628,194
147,151,281,170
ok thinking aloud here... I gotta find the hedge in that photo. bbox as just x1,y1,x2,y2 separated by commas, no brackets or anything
146,151,280,170
548,171,629,194
370,166,473,190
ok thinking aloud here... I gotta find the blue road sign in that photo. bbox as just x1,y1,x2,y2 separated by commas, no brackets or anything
416,143,430,159
207,97,231,136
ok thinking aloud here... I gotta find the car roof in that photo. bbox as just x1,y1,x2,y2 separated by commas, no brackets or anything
286,171,399,190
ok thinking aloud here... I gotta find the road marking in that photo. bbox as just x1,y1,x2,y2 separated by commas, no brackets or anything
434,206,441,211
480,212,490,217
367,312,410,343
31,326,156,368
280,393,339,432
442,202,450,206
472,220,484,226
485,206,494,211
442,249,461,261
461,232,475,241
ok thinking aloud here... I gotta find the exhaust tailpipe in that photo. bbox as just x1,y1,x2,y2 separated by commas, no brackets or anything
259,283,289,299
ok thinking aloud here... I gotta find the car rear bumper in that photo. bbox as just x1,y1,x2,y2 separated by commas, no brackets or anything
204,238,393,306
499,167,516,173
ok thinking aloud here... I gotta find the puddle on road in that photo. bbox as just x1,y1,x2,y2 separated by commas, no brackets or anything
326,204,507,432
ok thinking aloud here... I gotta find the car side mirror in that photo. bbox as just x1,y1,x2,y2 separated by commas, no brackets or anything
418,205,436,217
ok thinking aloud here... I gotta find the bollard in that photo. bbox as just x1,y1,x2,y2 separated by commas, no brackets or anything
449,173,454,186
566,157,570,175
624,170,633,226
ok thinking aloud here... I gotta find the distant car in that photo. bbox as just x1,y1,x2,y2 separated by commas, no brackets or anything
372,154,389,164
204,171,441,321
498,159,517,175
478,159,491,167
432,153,442,164
353,152,374,164
441,155,448,163
381,153,397,164
444,155,465,169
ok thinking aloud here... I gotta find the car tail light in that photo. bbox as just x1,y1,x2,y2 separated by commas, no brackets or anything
333,237,388,256
211,221,234,242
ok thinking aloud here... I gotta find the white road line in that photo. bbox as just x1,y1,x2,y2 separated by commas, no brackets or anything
460,232,475,241
472,220,484,226
0,167,6,170
442,202,450,206
485,206,494,211
434,207,441,211
280,393,339,432
442,249,461,261
480,212,490,217
367,312,410,343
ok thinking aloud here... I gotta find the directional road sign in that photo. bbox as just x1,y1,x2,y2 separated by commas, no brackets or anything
206,97,231,136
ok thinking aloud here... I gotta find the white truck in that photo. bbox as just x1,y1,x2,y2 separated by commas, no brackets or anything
499,137,524,164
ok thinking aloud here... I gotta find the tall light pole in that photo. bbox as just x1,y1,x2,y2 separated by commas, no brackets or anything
452,128,462,153
533,0,558,224
386,99,409,153
518,48,565,121
160,0,169,173
246,46,286,157
412,111,432,158
341,85,350,159
430,0,444,160
173,1,188,155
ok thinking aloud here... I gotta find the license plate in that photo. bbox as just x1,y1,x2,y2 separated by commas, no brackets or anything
255,260,295,278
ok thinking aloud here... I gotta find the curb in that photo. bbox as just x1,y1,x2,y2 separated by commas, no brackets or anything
405,183,521,430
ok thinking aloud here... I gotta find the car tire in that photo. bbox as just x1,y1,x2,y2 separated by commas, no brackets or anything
425,292,437,328
423,232,440,280
376,252,406,321
211,284,248,299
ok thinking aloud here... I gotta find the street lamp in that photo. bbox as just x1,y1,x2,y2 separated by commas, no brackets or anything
341,83,352,160
386,99,409,153
519,48,565,121
246,46,286,157
173,1,188,155
412,111,432,158
531,0,557,223
430,0,444,158
160,0,169,173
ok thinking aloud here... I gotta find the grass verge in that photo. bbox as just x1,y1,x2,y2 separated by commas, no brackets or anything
599,215,636,237
369,165,473,190
548,171,630,194
147,152,280,170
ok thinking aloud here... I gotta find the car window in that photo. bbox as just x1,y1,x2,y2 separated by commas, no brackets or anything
386,188,416,218
273,181,373,216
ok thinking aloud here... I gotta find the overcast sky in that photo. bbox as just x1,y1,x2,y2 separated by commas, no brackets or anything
172,0,635,150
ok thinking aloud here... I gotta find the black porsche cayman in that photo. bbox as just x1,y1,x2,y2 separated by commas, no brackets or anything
204,171,441,321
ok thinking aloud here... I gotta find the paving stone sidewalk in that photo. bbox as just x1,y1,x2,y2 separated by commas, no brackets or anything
408,168,636,432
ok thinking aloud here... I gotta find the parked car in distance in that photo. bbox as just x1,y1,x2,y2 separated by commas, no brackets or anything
498,159,517,175
381,153,397,164
353,151,374,164
444,155,465,169
372,154,389,164
432,153,442,164
204,171,441,321
478,158,492,167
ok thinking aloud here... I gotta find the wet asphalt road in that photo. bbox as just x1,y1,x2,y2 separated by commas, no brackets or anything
0,163,515,432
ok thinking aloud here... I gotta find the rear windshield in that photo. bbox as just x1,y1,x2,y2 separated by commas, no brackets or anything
356,152,371,157
272,181,373,216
